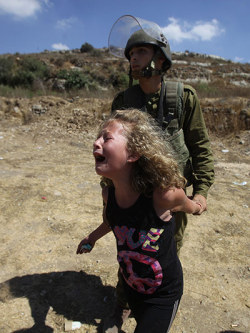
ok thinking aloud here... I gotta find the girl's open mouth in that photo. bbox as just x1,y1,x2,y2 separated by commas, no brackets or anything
96,155,105,162
94,152,105,163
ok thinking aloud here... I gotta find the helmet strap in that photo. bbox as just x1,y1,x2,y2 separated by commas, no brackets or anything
129,68,133,88
130,53,164,80
157,77,165,126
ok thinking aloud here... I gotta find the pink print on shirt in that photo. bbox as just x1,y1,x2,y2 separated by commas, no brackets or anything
118,250,163,294
114,226,146,248
114,226,164,294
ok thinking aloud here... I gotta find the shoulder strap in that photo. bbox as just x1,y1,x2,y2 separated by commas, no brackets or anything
164,80,184,127
123,81,184,128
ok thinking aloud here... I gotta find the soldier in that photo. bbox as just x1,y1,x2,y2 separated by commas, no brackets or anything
103,15,214,332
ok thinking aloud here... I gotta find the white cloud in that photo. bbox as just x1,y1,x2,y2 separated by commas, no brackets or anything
162,17,225,43
234,56,244,63
52,43,69,51
56,17,77,30
0,0,50,18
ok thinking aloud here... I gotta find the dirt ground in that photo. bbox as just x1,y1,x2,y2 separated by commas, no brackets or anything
0,96,249,333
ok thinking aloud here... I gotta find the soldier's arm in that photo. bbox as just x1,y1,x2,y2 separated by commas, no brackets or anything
182,85,214,199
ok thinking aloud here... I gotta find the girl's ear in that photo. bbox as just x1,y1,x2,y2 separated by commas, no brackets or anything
127,153,140,163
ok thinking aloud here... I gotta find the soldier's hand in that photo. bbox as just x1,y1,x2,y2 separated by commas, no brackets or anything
192,194,207,215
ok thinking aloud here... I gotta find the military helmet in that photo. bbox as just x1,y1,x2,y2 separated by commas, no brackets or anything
108,15,172,72
124,29,172,71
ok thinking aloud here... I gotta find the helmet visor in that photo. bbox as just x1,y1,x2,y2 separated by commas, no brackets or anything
108,15,164,58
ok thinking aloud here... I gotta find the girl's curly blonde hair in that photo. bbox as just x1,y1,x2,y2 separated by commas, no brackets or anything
99,109,186,195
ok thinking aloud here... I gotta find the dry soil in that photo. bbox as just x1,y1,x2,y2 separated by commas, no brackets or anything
0,96,249,333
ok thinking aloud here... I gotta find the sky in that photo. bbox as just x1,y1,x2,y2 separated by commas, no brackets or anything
0,0,249,63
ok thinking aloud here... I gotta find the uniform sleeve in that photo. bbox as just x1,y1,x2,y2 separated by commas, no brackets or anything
182,85,214,198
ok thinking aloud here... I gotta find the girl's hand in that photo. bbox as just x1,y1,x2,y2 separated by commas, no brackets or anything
76,221,111,254
76,238,95,254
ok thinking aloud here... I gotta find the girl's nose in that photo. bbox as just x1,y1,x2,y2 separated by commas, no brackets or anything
93,137,102,149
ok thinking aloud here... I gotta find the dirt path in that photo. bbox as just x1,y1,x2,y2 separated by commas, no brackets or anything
0,97,249,333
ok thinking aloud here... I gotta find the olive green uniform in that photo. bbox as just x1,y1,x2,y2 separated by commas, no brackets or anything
111,81,214,308
112,83,214,199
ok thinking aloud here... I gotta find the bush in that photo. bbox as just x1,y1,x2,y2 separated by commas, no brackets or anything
20,57,50,79
109,72,129,89
53,57,64,67
90,49,103,57
0,57,15,85
0,56,50,88
80,42,94,53
57,69,69,80
57,69,92,90
12,70,35,87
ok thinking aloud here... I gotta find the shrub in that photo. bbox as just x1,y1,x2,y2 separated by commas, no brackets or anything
90,49,103,57
0,56,50,88
109,72,129,89
54,57,64,67
57,69,92,90
12,70,35,87
57,69,69,80
80,42,94,53
0,57,15,85
20,57,50,79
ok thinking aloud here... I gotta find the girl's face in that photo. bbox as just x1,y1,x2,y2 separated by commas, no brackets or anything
93,121,134,179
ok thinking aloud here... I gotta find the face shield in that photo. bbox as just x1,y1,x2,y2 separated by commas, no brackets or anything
108,15,167,58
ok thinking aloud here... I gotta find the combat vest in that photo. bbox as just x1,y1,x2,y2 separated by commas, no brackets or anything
123,81,193,184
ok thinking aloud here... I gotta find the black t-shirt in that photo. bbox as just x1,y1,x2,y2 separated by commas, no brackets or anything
106,187,183,305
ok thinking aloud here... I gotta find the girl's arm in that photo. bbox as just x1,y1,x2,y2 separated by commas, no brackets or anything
76,221,111,254
76,186,111,254
154,187,201,215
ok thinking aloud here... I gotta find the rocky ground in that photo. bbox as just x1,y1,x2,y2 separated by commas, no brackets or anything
0,96,249,333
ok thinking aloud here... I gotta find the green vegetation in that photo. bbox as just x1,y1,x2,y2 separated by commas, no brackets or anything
0,42,130,97
0,42,249,99
110,72,130,88
80,42,94,53
193,81,250,99
80,43,104,57
0,84,50,98
193,82,219,98
0,56,50,89
57,69,95,90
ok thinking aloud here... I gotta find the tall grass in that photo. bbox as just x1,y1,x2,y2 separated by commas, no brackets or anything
193,81,250,99
0,84,116,100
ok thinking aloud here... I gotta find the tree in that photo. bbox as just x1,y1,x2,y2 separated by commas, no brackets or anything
80,42,94,53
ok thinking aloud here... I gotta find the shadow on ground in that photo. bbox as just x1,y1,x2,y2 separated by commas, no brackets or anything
0,270,115,332
219,331,245,333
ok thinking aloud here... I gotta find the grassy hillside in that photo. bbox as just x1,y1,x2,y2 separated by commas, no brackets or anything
0,46,249,135
0,46,249,99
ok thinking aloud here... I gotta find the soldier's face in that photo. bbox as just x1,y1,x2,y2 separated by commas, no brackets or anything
129,45,154,71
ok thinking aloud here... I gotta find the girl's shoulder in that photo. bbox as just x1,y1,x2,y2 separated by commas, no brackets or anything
153,187,185,210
